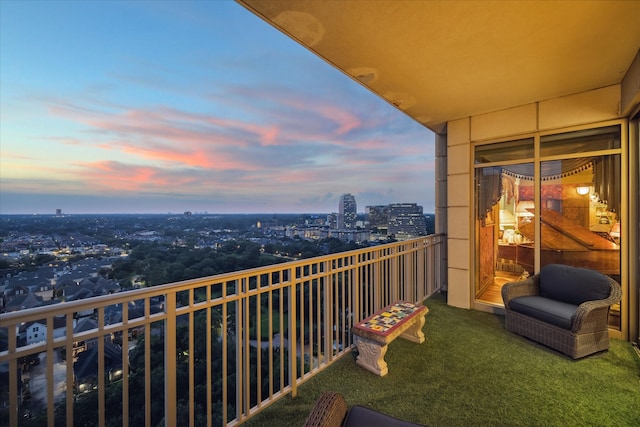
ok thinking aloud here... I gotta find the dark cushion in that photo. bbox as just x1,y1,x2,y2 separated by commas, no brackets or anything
539,264,611,306
343,405,425,427
509,296,578,330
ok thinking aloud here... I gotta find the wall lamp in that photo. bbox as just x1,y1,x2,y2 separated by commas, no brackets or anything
576,186,590,195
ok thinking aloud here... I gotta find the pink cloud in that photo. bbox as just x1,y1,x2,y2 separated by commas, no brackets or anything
47,102,272,170
73,160,197,193
315,104,361,135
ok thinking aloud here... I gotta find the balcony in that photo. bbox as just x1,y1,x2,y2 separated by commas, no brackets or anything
245,291,640,427
1,236,446,426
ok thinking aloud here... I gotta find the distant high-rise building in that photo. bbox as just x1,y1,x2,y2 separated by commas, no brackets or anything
366,205,389,229
338,193,357,229
327,212,338,229
388,203,427,238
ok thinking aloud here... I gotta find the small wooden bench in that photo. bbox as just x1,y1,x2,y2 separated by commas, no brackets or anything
352,301,428,376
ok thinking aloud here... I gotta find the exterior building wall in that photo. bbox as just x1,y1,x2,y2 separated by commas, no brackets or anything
446,84,628,310
446,118,472,308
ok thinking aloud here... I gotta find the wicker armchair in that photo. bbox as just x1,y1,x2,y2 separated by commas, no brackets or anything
303,391,425,427
501,264,621,359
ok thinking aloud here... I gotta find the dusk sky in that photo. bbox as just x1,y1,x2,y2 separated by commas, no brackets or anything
0,1,435,215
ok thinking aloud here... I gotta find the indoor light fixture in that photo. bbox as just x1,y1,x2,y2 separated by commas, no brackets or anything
576,186,590,195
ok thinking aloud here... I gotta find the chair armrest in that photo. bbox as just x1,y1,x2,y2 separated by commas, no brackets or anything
501,275,540,307
303,392,348,427
572,277,622,333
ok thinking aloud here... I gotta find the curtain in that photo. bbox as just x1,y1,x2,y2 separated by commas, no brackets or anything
593,155,621,220
477,167,502,219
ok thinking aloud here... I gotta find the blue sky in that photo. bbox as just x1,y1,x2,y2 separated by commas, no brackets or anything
0,0,435,215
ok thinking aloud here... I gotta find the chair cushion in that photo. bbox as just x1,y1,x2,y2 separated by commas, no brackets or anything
538,264,610,306
343,405,425,427
509,296,578,330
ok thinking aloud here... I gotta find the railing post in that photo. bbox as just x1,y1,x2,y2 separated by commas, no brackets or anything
288,267,297,397
46,317,55,427
7,320,18,427
164,292,177,427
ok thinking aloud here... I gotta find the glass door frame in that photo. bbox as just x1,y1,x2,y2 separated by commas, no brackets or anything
472,119,628,341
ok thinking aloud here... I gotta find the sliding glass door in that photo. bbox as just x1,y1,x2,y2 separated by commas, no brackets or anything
474,124,622,330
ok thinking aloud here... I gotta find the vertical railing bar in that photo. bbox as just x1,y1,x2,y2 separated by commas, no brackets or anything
426,239,430,296
122,301,129,427
399,245,402,301
436,237,441,292
326,270,333,364
268,286,274,398
235,282,242,423
256,282,262,408
206,284,212,427
222,292,228,426
400,246,404,302
414,244,418,301
7,317,17,427
343,261,348,348
380,249,389,314
354,254,361,335
371,250,377,314
46,316,55,427
348,257,351,340
416,243,420,300
289,268,298,397
65,313,74,427
144,305,151,426
382,254,387,308
317,266,323,365
164,292,177,427
278,285,285,395
341,263,347,351
299,280,305,378
394,247,398,302
332,270,339,359
189,288,195,427
422,239,427,300
365,254,369,318
423,238,427,297
368,254,372,314
98,307,105,427
430,238,435,296
390,247,394,303
3,323,20,427
244,278,251,420
409,245,414,302
406,247,410,302
351,255,357,346
309,276,316,371
381,249,386,308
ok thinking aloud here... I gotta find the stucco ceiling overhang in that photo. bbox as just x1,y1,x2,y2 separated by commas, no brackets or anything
237,0,640,133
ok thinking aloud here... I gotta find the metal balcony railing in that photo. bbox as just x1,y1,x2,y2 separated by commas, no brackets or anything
0,235,445,427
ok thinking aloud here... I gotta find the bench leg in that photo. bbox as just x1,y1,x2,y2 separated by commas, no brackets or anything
400,315,426,343
353,335,388,377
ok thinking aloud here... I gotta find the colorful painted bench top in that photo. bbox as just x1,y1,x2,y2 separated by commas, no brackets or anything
352,301,428,376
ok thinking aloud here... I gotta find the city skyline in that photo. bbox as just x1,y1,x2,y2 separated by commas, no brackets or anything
0,1,435,215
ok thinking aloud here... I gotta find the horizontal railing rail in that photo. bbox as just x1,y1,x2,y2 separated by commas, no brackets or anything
0,235,445,427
